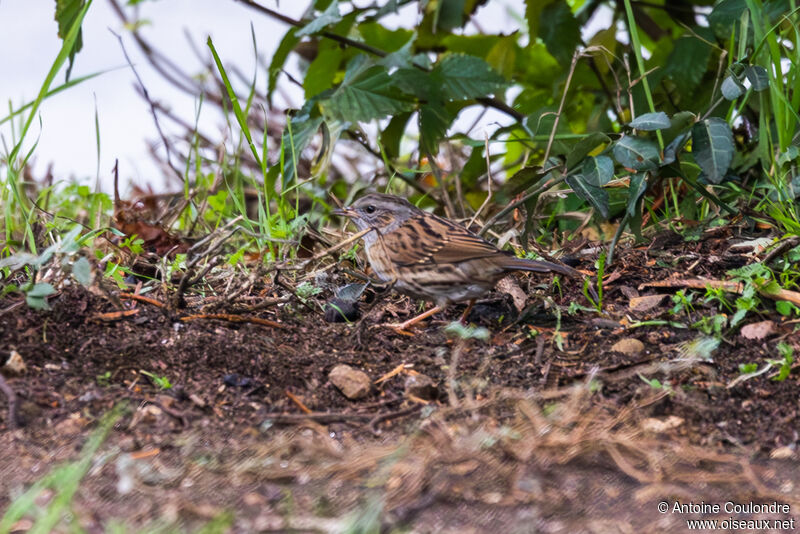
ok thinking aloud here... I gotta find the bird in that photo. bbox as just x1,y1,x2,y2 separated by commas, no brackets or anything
333,193,580,333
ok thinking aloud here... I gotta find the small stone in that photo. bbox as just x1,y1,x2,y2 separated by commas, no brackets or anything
329,365,371,400
611,338,645,355
403,373,439,400
770,446,795,460
641,416,684,433
3,350,27,375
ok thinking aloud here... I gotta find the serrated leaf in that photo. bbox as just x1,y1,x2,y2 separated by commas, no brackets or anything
744,66,769,91
665,32,713,98
419,104,452,155
629,112,671,131
721,75,745,100
539,0,580,64
325,60,414,122
582,156,614,186
72,257,92,286
433,54,507,101
296,1,342,37
613,136,660,171
436,0,467,32
565,174,610,219
565,132,611,170
691,117,734,184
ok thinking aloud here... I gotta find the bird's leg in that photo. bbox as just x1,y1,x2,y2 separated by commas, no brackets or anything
459,299,475,324
383,305,444,335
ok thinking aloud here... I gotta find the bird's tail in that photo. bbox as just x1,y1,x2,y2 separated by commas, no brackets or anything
501,257,581,278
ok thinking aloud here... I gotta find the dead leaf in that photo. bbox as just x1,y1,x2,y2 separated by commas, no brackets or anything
497,276,527,312
641,416,684,433
629,294,667,313
740,320,775,340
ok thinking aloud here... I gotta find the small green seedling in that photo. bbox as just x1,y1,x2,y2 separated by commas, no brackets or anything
139,370,173,390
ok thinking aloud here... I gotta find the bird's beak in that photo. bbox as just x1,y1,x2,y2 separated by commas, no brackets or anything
332,206,357,218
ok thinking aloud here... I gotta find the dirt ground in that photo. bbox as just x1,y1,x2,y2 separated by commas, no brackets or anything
1,229,799,532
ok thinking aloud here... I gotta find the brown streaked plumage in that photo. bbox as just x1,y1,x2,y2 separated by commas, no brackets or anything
334,193,580,332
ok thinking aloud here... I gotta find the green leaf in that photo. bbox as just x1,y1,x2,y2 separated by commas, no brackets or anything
55,0,86,81
629,112,671,131
582,156,614,186
539,1,580,64
565,174,610,219
325,58,414,122
296,1,342,37
435,0,467,32
433,54,507,101
282,110,324,184
485,36,517,78
524,0,553,39
721,75,745,100
27,282,56,299
380,112,413,160
358,22,414,52
691,117,734,184
268,28,299,105
626,173,648,239
613,136,660,171
71,257,92,286
744,66,769,91
304,44,343,99
419,105,452,155
565,132,611,170
664,31,713,99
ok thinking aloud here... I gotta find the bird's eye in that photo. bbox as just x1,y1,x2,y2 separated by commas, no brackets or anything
364,205,376,214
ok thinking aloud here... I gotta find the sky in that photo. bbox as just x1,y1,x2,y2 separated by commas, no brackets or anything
0,0,541,195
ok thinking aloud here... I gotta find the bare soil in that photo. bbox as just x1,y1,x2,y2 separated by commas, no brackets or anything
1,231,799,532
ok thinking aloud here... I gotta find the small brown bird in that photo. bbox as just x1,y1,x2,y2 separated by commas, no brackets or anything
334,193,579,333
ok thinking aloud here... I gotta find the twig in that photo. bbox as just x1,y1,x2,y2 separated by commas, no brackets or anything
110,29,184,184
120,293,165,308
279,227,372,270
640,278,800,306
181,313,284,329
368,404,423,435
0,373,19,429
285,390,312,414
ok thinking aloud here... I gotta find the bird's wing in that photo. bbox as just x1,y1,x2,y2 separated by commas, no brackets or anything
383,213,503,267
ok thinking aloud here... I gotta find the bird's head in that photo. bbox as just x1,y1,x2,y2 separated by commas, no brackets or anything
332,193,420,233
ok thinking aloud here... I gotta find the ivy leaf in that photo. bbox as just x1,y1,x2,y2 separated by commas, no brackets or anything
613,136,660,171
744,66,769,91
419,104,452,155
539,0,580,64
629,112,671,131
296,1,342,37
325,58,414,122
565,174,610,219
582,156,614,186
692,117,734,184
565,132,611,170
433,54,507,101
721,75,745,100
